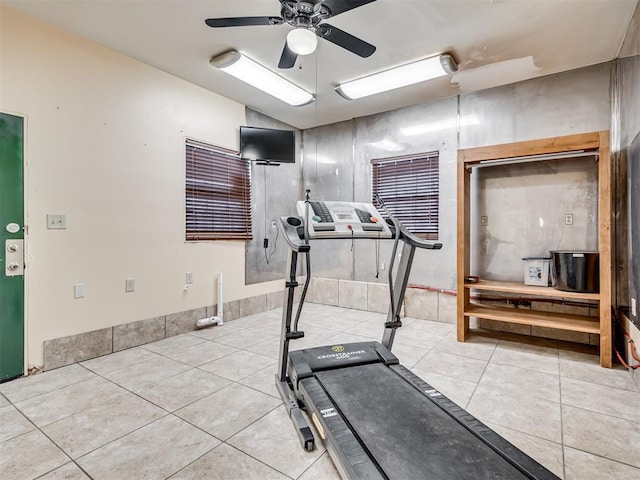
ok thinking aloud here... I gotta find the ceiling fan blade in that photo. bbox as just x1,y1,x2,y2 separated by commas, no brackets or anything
205,17,283,28
278,43,298,69
321,0,377,17
317,23,376,58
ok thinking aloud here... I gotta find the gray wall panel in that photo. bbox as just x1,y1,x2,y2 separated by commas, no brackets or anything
302,121,358,279
460,65,611,283
245,109,302,284
302,120,355,201
620,55,640,310
297,64,612,290
254,62,621,297
475,158,598,282
620,56,640,147
620,2,640,58
353,97,460,289
459,63,611,149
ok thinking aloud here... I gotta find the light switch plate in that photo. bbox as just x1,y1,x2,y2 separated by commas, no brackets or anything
47,214,67,229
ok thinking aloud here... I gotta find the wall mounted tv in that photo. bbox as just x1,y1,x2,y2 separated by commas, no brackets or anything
240,126,295,165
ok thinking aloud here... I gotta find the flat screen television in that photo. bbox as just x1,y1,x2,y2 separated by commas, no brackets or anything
240,126,295,164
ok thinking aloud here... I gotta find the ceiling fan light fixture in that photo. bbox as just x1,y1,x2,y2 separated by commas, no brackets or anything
210,50,314,107
286,27,318,55
336,53,458,100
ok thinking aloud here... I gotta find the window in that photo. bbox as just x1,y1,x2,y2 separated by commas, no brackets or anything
371,151,439,240
185,138,252,241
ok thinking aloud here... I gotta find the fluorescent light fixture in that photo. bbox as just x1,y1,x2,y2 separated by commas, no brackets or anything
287,28,318,55
210,50,314,107
336,54,458,100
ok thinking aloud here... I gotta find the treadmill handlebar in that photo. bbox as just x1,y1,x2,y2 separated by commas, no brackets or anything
375,195,442,251
279,216,309,253
385,219,443,250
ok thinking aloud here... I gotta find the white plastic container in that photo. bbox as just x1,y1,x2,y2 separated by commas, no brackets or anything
522,256,552,286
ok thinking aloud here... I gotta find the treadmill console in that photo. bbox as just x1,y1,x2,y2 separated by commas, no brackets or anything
296,200,392,239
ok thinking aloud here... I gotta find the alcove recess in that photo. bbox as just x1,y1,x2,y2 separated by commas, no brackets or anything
456,131,612,368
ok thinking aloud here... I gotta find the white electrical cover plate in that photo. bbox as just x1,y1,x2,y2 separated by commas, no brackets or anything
6,223,20,234
74,284,85,298
47,214,67,229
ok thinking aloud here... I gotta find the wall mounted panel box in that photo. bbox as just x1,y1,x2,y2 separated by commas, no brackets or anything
522,256,553,286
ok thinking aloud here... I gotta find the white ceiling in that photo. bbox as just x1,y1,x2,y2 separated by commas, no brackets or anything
3,0,639,129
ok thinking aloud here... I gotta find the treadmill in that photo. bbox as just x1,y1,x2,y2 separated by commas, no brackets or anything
275,193,560,480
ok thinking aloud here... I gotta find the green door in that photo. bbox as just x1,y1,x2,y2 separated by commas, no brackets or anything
0,112,24,382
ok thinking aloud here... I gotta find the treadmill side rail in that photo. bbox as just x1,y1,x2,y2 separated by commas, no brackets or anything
299,377,386,480
389,365,561,480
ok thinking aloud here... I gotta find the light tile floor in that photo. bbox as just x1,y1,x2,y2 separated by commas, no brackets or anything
1,303,639,479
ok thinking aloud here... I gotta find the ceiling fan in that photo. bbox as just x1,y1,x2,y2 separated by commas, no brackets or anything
205,0,377,69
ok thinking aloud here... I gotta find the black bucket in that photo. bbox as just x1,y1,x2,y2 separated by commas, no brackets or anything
551,251,599,293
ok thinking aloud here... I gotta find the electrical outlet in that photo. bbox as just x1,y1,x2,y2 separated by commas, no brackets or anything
380,262,385,271
185,272,193,284
74,284,85,298
125,278,135,293
481,216,488,226
565,213,573,225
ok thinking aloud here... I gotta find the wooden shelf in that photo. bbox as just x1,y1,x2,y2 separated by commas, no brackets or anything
464,280,600,301
457,131,612,368
465,303,601,334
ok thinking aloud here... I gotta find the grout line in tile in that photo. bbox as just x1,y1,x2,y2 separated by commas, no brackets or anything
564,445,640,473
559,400,640,424
38,366,178,457
559,374,567,480
4,368,99,409
295,452,327,480
7,406,77,476
464,338,500,410
67,411,173,464
222,403,301,479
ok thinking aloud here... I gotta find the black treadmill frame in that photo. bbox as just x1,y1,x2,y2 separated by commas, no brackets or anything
275,200,560,480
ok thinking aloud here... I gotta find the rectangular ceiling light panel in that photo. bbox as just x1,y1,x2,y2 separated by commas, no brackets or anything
210,51,314,107
336,54,457,100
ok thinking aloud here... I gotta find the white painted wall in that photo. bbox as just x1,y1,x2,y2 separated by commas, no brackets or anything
0,7,281,367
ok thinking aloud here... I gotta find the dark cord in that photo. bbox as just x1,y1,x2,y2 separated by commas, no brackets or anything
265,225,280,264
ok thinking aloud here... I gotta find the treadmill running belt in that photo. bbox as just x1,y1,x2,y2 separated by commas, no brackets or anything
316,363,536,480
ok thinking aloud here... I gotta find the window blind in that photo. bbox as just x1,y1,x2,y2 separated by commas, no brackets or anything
185,138,252,241
371,152,439,240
